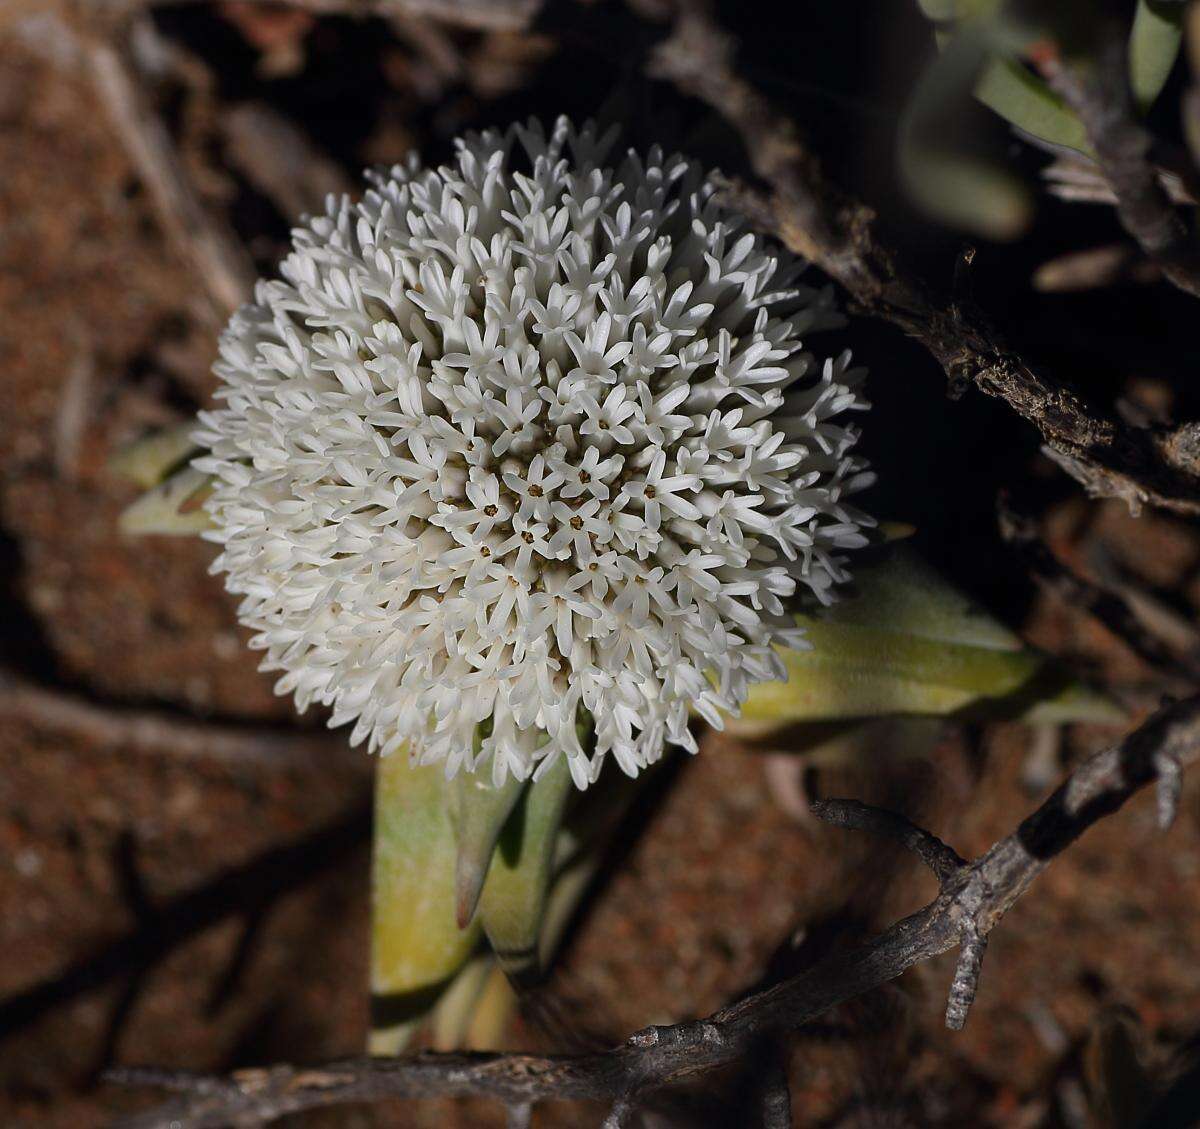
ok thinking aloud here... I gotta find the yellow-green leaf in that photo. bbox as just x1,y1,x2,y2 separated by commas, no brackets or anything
451,767,525,929
478,755,572,984
118,466,214,536
370,755,480,1055
108,423,201,489
735,545,1121,732
1129,0,1183,113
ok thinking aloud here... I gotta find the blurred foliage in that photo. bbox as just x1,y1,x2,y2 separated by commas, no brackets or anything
1130,0,1185,111
112,427,213,535
118,465,214,535
905,0,1184,237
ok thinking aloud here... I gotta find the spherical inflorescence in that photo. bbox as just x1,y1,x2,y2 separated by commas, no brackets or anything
195,116,874,788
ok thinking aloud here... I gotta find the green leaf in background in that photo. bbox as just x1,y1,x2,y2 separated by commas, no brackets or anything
973,55,1090,153
107,422,201,489
900,25,1036,239
117,465,215,535
909,0,1092,238
1129,0,1184,113
733,544,1122,735
902,26,1032,237
370,755,480,1055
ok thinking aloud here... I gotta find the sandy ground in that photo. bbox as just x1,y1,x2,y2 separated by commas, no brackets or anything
2,17,1199,1129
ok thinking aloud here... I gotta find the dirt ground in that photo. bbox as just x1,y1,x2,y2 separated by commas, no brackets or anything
2,5,1200,1128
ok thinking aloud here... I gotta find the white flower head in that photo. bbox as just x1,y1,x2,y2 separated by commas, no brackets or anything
195,116,874,789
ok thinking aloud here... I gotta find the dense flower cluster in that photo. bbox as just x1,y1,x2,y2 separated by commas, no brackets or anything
195,117,873,788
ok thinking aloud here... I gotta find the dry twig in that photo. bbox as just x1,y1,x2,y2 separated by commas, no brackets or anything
0,666,363,774
754,1046,792,1129
647,8,1200,517
10,12,254,315
85,0,541,32
221,102,354,220
1038,35,1200,300
109,693,1200,1127
1086,541,1200,664
80,23,256,315
1040,147,1195,209
1031,244,1159,293
997,493,1200,685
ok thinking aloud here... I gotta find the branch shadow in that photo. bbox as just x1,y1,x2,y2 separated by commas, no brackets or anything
0,800,370,1070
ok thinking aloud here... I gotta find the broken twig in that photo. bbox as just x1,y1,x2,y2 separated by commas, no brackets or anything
110,693,1200,1127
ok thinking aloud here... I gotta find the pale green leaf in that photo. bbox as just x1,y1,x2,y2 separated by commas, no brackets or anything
921,7,1090,156
734,545,1121,731
370,755,480,1055
974,56,1090,153
1129,0,1183,113
451,767,525,929
478,755,572,984
812,543,1022,651
900,27,1035,238
108,423,201,489
427,954,496,1051
118,466,214,536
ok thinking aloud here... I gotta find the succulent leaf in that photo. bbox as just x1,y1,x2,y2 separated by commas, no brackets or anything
118,466,215,536
451,767,526,929
735,545,1121,731
369,755,480,1054
1129,0,1184,113
477,754,573,984
108,423,202,489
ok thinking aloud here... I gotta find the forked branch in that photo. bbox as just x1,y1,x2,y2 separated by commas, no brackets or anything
648,6,1200,516
110,693,1200,1128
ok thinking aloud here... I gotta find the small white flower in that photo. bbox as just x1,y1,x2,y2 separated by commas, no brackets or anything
195,116,874,787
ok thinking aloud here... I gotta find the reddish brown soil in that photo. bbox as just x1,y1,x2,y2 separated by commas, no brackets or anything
2,21,1199,1129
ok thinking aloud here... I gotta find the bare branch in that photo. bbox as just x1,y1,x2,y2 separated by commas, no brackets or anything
601,1098,636,1129
85,0,541,33
809,798,965,884
109,693,1200,1128
505,1101,532,1129
221,103,354,221
944,928,987,1031
11,12,255,316
82,24,256,315
1153,749,1183,830
1039,35,1200,299
755,1045,792,1129
1040,149,1195,209
1031,244,1159,293
0,666,364,774
1086,541,1200,662
647,8,1200,517
997,493,1200,684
